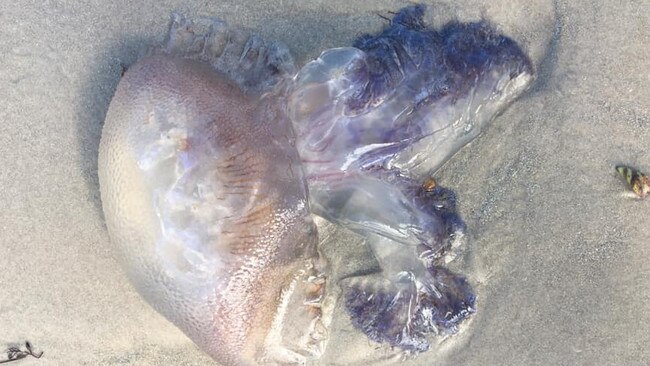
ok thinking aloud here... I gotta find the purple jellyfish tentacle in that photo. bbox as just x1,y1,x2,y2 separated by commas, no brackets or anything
342,234,476,353
289,4,533,354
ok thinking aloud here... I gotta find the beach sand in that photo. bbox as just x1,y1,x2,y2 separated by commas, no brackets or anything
1,1,648,365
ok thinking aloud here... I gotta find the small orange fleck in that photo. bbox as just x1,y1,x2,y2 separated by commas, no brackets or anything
422,177,437,192
307,305,322,318
306,281,324,298
177,138,189,151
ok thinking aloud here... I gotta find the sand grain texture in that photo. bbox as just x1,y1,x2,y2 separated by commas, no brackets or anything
0,1,648,365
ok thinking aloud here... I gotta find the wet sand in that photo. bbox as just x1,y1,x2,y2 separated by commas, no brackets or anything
1,1,648,365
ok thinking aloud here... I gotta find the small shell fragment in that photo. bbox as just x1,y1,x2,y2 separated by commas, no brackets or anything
616,165,650,199
422,177,437,192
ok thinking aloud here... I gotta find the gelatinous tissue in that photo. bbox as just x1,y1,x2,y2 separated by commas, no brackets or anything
98,4,533,365
289,4,532,353
99,14,329,366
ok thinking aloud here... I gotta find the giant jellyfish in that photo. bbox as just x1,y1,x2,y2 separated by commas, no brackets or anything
98,4,533,365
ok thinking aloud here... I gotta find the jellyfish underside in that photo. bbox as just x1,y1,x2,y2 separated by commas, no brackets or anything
289,5,533,352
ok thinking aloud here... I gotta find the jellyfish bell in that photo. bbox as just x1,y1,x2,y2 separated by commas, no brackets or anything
98,15,330,366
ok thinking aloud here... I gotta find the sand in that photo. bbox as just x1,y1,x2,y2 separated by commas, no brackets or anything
0,0,648,365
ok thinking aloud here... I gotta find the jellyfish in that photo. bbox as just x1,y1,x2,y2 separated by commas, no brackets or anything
99,3,535,363
288,4,533,352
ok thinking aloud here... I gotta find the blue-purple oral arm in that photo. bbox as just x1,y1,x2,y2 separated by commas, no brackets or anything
289,4,533,353
289,4,533,252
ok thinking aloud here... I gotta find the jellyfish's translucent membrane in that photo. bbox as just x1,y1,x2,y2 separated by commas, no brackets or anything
99,4,534,362
99,15,331,366
288,4,533,352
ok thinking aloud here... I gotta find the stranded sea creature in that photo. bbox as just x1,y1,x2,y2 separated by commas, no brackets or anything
99,4,535,364
617,165,650,199
288,4,533,352
98,15,330,366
